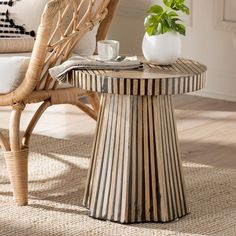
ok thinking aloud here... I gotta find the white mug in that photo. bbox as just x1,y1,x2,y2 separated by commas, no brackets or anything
97,40,120,61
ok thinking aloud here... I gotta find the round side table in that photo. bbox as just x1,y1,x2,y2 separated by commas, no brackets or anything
68,58,207,224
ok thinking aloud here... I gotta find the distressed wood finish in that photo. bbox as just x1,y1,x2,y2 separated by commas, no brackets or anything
69,58,207,223
69,58,207,95
83,94,188,223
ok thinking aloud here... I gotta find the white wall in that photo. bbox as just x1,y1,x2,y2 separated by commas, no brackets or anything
108,0,236,101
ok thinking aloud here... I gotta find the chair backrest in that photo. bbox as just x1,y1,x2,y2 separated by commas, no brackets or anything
32,0,119,91
0,0,119,105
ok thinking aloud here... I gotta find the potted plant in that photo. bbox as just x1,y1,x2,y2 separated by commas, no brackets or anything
142,0,190,65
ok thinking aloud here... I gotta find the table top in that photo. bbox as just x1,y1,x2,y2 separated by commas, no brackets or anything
68,58,207,96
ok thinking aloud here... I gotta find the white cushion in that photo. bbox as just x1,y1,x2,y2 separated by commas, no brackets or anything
0,52,73,93
0,0,103,55
0,55,30,94
73,25,99,56
0,0,48,38
9,0,48,35
72,0,103,56
0,0,105,93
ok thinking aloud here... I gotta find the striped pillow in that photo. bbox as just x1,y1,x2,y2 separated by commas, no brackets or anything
0,0,103,55
0,0,47,38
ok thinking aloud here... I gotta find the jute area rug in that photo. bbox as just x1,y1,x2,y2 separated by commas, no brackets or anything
0,131,236,236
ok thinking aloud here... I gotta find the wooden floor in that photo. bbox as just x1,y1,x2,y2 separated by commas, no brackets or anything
0,95,236,169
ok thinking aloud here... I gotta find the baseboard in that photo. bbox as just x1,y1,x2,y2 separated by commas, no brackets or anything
194,91,236,102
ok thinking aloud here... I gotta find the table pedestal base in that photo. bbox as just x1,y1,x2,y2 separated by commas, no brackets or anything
83,94,188,223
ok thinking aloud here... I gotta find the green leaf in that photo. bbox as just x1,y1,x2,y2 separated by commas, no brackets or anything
144,15,155,27
180,4,190,14
146,25,157,36
144,1,188,36
156,23,163,34
167,11,179,18
163,13,172,28
163,0,173,7
144,15,160,36
147,5,163,15
172,2,190,15
174,23,186,35
171,17,182,23
176,0,185,4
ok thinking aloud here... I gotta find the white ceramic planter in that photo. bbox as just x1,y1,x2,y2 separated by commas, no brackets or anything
142,31,181,65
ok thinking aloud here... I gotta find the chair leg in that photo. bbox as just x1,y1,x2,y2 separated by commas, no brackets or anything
87,92,100,114
4,149,29,206
22,101,51,148
76,100,98,121
4,103,29,206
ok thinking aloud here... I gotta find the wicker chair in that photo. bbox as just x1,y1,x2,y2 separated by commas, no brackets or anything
0,0,119,206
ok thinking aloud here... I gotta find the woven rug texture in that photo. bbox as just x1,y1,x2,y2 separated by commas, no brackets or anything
0,131,236,236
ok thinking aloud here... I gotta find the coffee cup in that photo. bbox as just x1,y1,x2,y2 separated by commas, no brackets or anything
97,40,120,61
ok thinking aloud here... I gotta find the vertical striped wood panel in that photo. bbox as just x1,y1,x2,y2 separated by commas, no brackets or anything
75,58,207,223
83,93,188,223
69,58,207,96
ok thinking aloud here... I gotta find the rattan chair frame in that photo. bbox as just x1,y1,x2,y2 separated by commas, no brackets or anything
0,0,119,206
